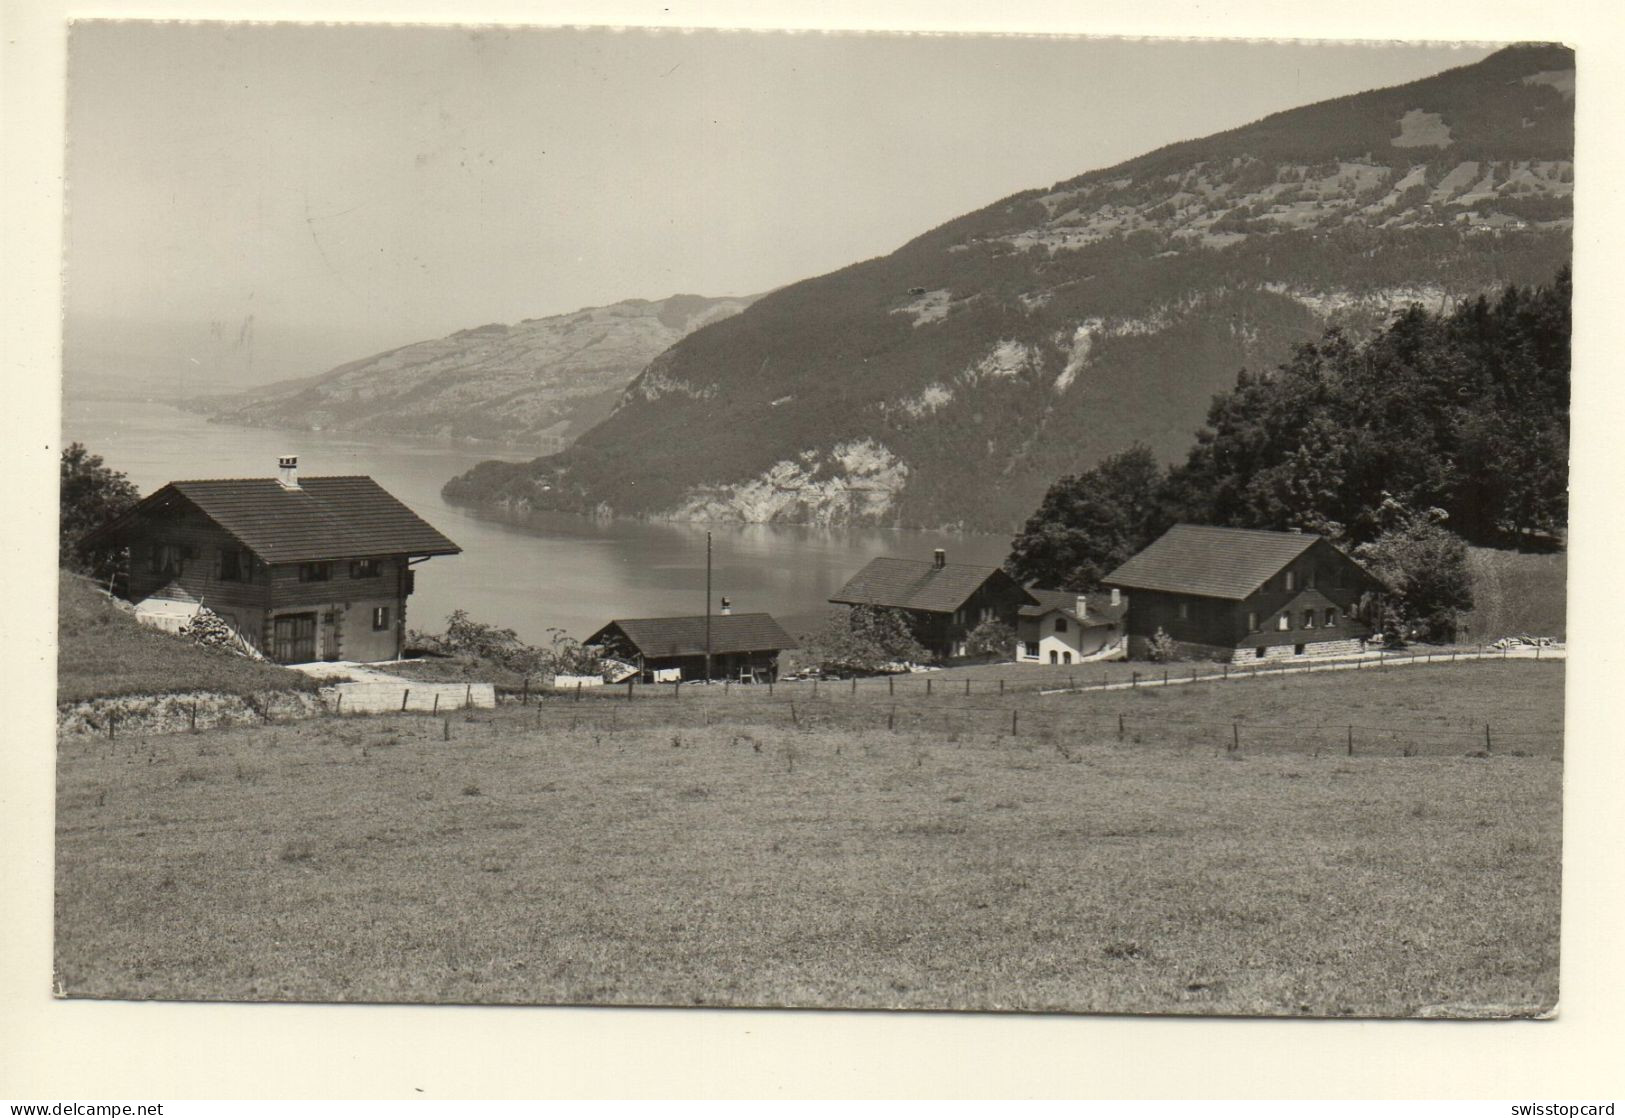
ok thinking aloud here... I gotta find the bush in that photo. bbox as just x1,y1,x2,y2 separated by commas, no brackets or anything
1147,627,1179,663
800,606,932,675
408,611,602,680
1354,504,1474,641
963,618,1015,660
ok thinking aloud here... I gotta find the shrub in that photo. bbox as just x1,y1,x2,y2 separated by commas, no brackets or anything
963,618,1015,659
1147,627,1180,663
800,605,932,675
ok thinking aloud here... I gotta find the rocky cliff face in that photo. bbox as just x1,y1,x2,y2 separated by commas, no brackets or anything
445,44,1573,531
198,293,756,447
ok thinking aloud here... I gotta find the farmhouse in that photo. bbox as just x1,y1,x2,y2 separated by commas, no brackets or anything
87,456,461,663
586,611,795,683
830,549,1037,660
1102,524,1385,661
1015,588,1128,665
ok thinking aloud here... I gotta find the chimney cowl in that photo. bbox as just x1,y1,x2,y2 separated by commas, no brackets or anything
277,455,300,489
932,548,946,569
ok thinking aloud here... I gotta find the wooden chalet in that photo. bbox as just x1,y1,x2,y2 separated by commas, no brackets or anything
829,549,1037,660
586,611,795,683
1102,524,1385,661
88,456,461,664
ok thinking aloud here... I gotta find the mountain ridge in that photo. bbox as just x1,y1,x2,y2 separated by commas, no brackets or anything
194,292,759,448
444,43,1570,530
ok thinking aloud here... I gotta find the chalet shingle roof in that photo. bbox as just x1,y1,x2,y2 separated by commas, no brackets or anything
1018,588,1128,623
1103,524,1322,600
117,476,461,564
589,613,796,658
830,558,1029,614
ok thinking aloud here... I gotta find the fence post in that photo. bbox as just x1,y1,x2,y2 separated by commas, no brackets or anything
1223,663,1229,680
813,679,818,697
888,705,895,732
965,679,971,696
401,689,410,712
1347,725,1354,756
999,679,1005,696
1069,673,1076,691
465,683,473,710
576,681,583,703
190,702,198,732
108,712,115,741
727,679,732,696
1485,724,1492,753
1232,721,1239,753
769,680,774,697
627,679,634,702
790,701,798,726
1117,713,1125,741
852,677,858,696
888,676,894,697
1011,710,1019,736
443,718,451,742
335,693,342,717
522,678,529,706
432,693,439,715
926,677,932,697
1132,671,1139,689
1163,669,1169,686
675,680,682,700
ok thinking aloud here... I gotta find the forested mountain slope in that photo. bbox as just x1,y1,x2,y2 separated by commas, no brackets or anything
199,294,756,448
444,45,1573,530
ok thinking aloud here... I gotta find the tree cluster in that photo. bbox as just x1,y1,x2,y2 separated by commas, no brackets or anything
408,610,603,679
1007,270,1569,640
799,606,932,676
60,442,140,578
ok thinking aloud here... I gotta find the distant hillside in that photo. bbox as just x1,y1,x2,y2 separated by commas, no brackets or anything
196,294,757,448
444,44,1573,531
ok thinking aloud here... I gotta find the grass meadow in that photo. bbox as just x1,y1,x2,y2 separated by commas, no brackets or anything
55,660,1562,1016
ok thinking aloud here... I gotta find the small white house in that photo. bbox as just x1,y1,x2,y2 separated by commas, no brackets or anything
1015,588,1128,665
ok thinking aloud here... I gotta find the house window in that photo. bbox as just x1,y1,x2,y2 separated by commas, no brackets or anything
1305,570,1317,589
298,562,332,583
1049,650,1059,664
1063,651,1073,664
150,542,183,577
1022,641,1039,659
1294,643,1306,656
1277,614,1290,631
351,558,382,579
1055,617,1068,633
1302,609,1315,629
1247,611,1260,632
980,606,995,624
220,548,247,582
1178,601,1190,621
1284,571,1296,592
372,606,391,631
1325,608,1338,627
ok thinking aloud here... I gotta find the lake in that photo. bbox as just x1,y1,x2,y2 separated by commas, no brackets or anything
62,396,1013,644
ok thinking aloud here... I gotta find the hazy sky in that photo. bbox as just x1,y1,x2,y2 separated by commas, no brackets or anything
64,25,1495,387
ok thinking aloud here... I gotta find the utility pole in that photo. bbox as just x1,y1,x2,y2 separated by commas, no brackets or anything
704,530,713,683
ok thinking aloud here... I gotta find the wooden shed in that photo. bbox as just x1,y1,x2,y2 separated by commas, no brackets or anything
586,612,796,683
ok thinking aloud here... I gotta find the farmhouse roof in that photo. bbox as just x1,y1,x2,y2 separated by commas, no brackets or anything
830,558,1030,614
100,476,462,564
1102,524,1323,600
588,613,796,658
1017,588,1128,623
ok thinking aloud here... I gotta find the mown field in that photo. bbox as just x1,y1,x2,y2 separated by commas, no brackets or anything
55,660,1562,1015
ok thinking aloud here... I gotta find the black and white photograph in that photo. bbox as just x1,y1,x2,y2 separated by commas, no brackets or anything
47,19,1572,1024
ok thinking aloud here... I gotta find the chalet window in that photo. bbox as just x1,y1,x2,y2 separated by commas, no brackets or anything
220,548,247,582
1284,571,1296,592
1305,570,1317,589
1022,641,1039,659
372,606,391,631
1063,651,1073,664
350,558,382,579
1302,610,1315,629
1247,611,1260,632
1325,607,1337,627
150,542,183,577
1277,614,1290,632
1178,601,1190,621
298,562,332,583
1055,617,1068,633
979,606,995,624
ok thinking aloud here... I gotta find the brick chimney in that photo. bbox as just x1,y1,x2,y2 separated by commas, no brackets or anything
1110,587,1121,607
277,454,300,490
933,548,946,569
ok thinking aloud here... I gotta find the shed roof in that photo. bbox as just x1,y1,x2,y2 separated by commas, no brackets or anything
103,476,461,564
1017,588,1128,623
830,557,1031,614
588,613,796,658
1102,524,1322,600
